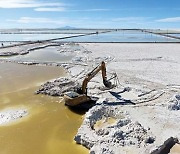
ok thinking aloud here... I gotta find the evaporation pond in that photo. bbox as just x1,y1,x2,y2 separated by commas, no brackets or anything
8,46,74,63
0,62,88,154
64,30,180,42
0,34,73,42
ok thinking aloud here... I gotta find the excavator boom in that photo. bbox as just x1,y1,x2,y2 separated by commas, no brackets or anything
81,61,111,94
64,61,112,106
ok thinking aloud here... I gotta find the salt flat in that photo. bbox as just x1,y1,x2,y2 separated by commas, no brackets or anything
1,42,180,153
72,43,180,153
35,42,180,153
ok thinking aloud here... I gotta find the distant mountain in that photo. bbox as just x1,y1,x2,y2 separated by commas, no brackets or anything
59,26,77,29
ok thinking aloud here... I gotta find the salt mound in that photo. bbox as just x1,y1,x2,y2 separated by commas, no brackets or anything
74,104,155,154
168,94,180,110
0,109,28,125
36,77,81,96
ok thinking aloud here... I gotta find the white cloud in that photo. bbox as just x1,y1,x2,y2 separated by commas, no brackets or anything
34,7,66,12
0,0,64,8
8,17,66,25
71,9,110,12
112,17,147,22
0,0,108,13
157,17,180,22
34,7,110,12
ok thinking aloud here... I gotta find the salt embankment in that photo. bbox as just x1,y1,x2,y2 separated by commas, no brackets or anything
0,42,63,56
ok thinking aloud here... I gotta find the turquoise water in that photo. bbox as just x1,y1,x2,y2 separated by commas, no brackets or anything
64,30,180,42
169,34,180,37
0,29,180,43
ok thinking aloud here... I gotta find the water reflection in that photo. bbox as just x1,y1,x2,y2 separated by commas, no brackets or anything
64,30,180,42
1,30,179,43
1,46,75,63
0,34,74,42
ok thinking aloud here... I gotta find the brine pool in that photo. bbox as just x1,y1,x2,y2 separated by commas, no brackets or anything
1,30,180,44
0,62,88,154
0,46,75,63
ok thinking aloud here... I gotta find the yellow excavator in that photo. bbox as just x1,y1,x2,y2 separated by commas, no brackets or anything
64,61,112,106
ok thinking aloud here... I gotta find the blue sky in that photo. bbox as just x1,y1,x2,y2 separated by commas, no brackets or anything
0,0,180,29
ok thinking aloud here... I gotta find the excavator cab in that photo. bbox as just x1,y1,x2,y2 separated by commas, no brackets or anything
64,61,113,106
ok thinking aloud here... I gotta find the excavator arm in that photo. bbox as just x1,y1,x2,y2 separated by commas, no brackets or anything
64,61,112,106
81,61,111,94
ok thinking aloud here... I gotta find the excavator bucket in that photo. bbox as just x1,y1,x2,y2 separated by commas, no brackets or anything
103,79,112,88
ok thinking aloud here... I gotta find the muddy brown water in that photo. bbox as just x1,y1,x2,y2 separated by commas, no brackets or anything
94,117,117,131
0,62,88,154
170,144,180,154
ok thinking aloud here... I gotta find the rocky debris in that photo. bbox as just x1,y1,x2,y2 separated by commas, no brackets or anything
58,43,81,53
0,46,30,56
74,104,155,154
82,50,92,54
0,47,31,56
167,94,180,110
0,52,19,56
0,109,28,125
36,77,81,96
72,56,88,63
93,56,114,64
